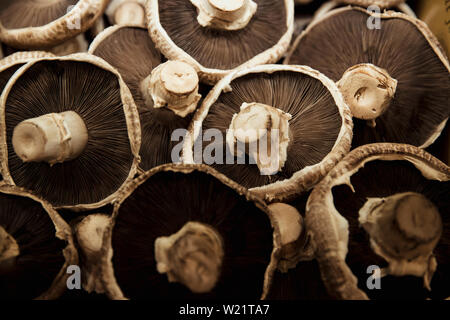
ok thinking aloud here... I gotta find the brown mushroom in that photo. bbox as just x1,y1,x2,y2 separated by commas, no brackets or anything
146,0,294,84
0,184,77,299
89,25,209,171
306,143,450,299
183,64,352,202
0,0,109,49
0,53,141,210
286,7,450,149
75,164,282,299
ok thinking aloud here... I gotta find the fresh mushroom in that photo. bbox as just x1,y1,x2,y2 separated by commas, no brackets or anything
306,143,450,299
0,53,141,210
183,64,353,202
89,25,207,171
285,7,450,149
0,0,109,49
146,0,295,84
0,184,77,299
76,164,282,299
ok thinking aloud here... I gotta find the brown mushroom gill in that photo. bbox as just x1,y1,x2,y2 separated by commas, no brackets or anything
0,192,66,299
158,0,287,69
4,60,134,207
331,160,449,299
0,0,78,29
286,9,450,148
111,169,275,299
91,27,208,171
202,70,341,188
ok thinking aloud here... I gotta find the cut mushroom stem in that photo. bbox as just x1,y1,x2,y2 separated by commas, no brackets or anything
12,111,88,165
359,192,443,289
140,60,201,117
154,221,224,293
114,1,146,26
0,225,19,263
268,203,313,272
227,102,292,175
190,0,258,30
337,64,397,127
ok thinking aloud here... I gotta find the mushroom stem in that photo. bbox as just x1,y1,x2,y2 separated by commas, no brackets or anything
359,192,442,289
0,225,19,275
154,221,224,293
0,225,19,263
12,111,88,165
268,203,313,272
74,214,111,293
114,1,145,26
226,102,292,175
140,60,201,117
337,64,397,127
190,0,258,30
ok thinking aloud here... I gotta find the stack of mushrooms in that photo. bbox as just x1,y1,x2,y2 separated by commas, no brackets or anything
0,0,448,302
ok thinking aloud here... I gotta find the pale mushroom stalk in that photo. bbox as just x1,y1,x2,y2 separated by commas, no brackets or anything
226,102,292,175
190,0,258,30
154,221,224,293
12,111,88,165
337,63,397,127
105,0,146,26
359,192,443,290
0,225,20,274
268,203,314,273
140,60,201,117
75,214,111,293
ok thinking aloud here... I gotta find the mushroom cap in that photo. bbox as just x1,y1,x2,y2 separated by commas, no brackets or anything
0,53,141,210
339,0,404,8
97,163,282,300
89,25,210,171
0,0,109,49
146,0,294,84
0,184,77,299
285,7,450,149
306,143,450,299
183,64,353,202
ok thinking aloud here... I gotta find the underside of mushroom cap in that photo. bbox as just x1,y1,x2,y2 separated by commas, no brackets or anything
306,143,450,300
0,0,109,49
147,0,294,84
0,53,141,210
0,184,77,299
89,25,208,171
286,7,450,149
183,64,352,202
98,163,282,300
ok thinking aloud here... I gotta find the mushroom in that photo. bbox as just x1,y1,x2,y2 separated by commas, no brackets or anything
306,143,450,299
285,7,450,149
146,0,295,84
89,25,207,171
0,184,77,299
0,53,141,210
76,164,282,299
0,0,109,50
105,0,146,27
183,64,353,202
314,1,416,18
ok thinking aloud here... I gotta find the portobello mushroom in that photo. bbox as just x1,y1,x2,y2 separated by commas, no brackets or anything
183,64,353,202
285,7,450,149
0,53,141,210
75,164,286,299
306,143,450,299
105,0,146,27
146,0,295,84
89,25,207,170
0,184,77,299
0,0,109,50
